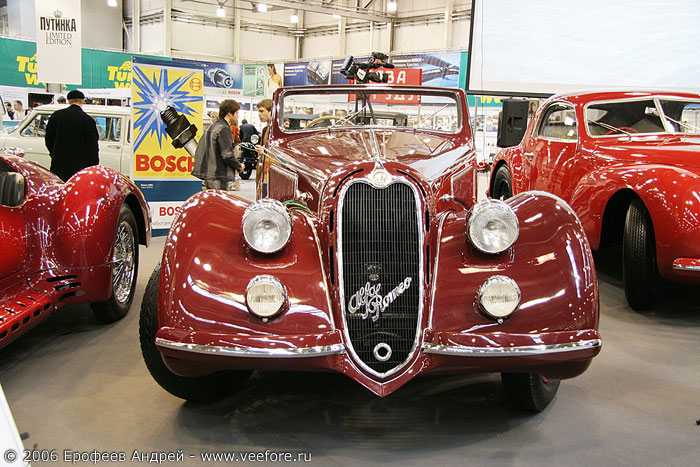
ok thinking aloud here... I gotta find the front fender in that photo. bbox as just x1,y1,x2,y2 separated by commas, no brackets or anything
50,166,149,268
569,163,700,277
158,191,334,339
431,191,599,334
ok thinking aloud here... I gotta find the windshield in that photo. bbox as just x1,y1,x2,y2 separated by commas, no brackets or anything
279,87,461,133
585,97,700,136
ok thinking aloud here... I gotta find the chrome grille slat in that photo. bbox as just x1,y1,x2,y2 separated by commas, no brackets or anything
340,181,421,375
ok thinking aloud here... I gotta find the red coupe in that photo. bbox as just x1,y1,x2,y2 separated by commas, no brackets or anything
490,90,700,309
141,85,601,412
0,151,151,348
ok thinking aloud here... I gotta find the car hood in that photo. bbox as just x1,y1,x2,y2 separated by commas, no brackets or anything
594,135,700,170
272,128,465,183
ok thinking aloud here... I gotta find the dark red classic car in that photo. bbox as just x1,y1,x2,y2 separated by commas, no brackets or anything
141,85,601,412
491,90,700,309
0,151,150,348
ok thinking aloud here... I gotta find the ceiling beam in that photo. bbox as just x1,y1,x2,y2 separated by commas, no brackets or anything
242,0,393,22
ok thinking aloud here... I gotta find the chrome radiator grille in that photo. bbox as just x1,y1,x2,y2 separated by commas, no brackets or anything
340,181,421,375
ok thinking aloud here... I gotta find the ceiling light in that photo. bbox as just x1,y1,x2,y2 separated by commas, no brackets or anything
107,0,118,7
257,3,268,12
216,6,225,17
387,1,397,12
290,13,299,23
332,14,341,19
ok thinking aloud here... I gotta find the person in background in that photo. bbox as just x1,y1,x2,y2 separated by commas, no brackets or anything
207,110,218,123
56,96,67,104
255,98,273,193
44,89,99,181
192,99,242,191
239,118,258,143
4,102,14,120
283,118,291,130
13,100,27,120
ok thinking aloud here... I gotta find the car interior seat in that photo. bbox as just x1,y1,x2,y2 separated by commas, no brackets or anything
0,171,26,207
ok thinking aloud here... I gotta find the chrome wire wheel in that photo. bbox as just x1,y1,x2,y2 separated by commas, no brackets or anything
112,219,136,304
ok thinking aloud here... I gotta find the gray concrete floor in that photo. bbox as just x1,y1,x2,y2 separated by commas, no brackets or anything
1,174,699,466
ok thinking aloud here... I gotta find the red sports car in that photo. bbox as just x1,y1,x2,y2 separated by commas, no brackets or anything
0,151,151,348
490,90,700,309
141,85,601,412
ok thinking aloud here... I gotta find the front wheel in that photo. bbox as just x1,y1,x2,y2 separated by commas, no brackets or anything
240,164,253,180
501,372,560,412
491,165,513,200
91,203,138,323
139,265,251,402
622,197,658,310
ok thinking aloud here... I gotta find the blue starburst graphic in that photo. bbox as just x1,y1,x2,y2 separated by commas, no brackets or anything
132,66,200,150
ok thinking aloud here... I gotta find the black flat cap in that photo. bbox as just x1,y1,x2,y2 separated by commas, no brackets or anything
66,90,85,100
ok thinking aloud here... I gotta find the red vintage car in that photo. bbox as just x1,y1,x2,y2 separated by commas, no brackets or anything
140,85,601,412
490,90,700,310
0,151,151,348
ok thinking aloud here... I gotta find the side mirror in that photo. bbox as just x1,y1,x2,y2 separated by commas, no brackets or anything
497,99,529,148
250,134,260,144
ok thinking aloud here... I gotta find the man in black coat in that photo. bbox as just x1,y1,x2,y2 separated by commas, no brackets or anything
45,89,99,181
239,119,259,143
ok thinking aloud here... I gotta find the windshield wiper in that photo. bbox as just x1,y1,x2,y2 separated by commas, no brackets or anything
416,104,450,129
662,114,700,133
587,119,632,136
329,103,372,128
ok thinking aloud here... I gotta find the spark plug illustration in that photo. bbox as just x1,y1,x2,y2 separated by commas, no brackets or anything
207,68,233,88
160,106,198,157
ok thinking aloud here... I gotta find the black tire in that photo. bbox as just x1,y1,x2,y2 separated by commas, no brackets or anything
622,197,658,310
139,265,251,402
491,165,513,200
502,372,560,412
240,165,253,180
91,204,139,323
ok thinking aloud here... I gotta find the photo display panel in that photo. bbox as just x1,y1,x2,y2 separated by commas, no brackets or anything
468,0,700,94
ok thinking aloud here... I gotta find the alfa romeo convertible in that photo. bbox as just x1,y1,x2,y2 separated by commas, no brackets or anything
140,85,601,412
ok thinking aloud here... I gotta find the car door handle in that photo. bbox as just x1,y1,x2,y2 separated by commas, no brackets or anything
107,144,121,149
524,152,534,160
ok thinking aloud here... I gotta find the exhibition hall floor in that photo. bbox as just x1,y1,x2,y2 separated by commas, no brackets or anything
1,176,699,466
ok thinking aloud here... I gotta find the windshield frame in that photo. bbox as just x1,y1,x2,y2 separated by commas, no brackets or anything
583,95,700,138
276,85,464,136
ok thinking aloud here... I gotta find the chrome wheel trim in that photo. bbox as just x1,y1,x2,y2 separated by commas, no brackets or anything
112,220,136,304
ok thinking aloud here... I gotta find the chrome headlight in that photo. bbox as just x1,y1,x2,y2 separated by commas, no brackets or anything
245,275,287,320
477,275,521,320
242,199,292,253
467,199,519,254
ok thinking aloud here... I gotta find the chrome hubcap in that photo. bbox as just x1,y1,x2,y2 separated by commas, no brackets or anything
112,221,136,304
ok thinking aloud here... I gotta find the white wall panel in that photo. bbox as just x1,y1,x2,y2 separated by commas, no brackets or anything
171,21,234,59
239,30,296,63
140,21,165,54
394,22,445,53
82,0,122,50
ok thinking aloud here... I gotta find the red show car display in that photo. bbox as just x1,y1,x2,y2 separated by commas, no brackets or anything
490,90,700,309
0,151,151,348
141,84,601,412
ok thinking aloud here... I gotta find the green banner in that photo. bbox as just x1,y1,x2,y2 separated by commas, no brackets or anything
0,37,151,90
0,37,45,88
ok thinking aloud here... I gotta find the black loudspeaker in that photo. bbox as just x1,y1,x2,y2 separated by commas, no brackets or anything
497,99,529,148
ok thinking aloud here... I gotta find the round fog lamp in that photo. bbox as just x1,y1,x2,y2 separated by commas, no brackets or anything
242,199,292,253
245,275,287,319
467,199,519,254
477,275,521,320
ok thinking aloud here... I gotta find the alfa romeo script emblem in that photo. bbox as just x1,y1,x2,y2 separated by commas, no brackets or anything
348,277,412,322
